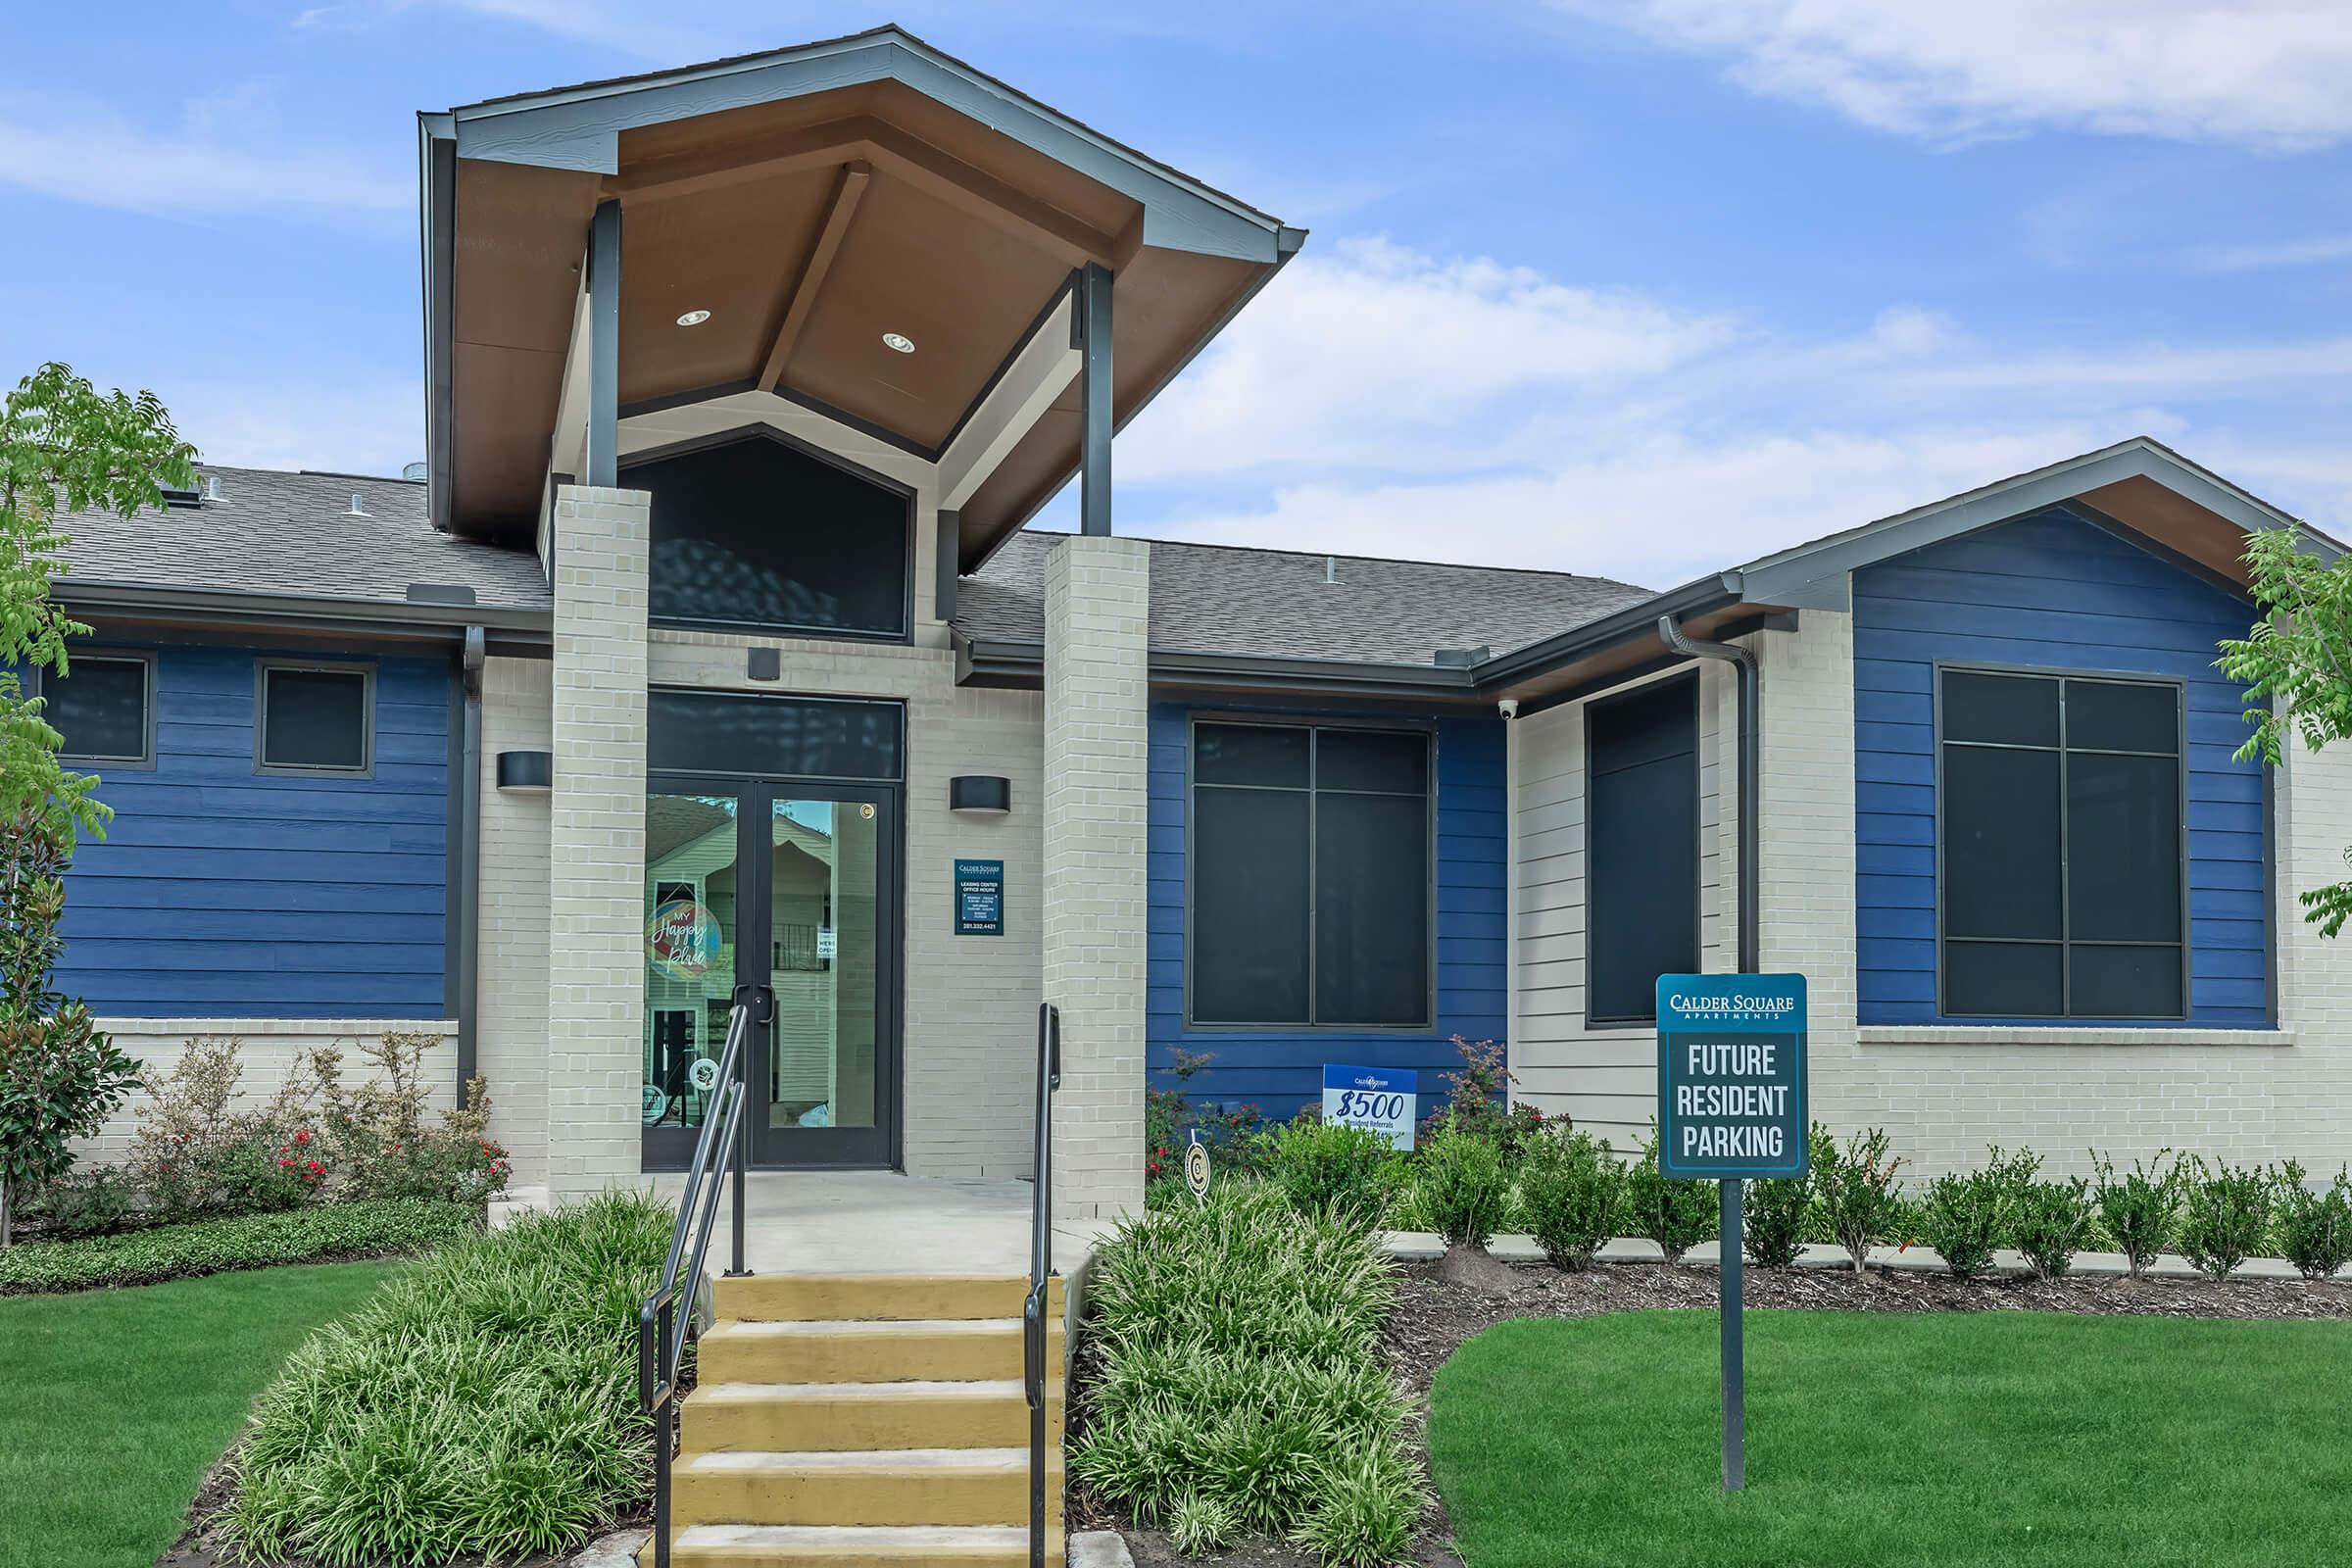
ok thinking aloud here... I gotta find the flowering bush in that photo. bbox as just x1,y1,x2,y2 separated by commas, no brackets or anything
1143,1047,1268,1187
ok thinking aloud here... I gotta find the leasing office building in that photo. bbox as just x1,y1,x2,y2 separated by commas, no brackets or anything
42,28,2352,1222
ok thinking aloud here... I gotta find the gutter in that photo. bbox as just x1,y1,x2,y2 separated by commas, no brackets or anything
1472,572,1742,691
953,630,1492,700
54,580,552,653
1658,614,1760,973
455,628,485,1103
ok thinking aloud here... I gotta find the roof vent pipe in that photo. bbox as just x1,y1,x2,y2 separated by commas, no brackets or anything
205,474,223,503
347,492,368,517
1658,613,1759,973
1325,556,1337,584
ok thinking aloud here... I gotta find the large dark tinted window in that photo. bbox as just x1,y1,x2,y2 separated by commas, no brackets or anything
1189,721,1431,1028
47,654,152,764
648,690,903,780
1938,668,2184,1018
630,430,911,638
1586,675,1699,1025
258,664,370,774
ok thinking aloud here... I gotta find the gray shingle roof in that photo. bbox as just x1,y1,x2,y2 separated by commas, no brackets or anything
958,532,1653,666
52,466,550,612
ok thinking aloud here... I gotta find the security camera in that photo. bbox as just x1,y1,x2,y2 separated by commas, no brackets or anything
1497,698,1520,721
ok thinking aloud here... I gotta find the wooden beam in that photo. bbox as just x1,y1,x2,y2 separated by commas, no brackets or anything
613,114,1119,267
758,160,871,393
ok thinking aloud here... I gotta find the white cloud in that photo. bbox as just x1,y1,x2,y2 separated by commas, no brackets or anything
2188,232,2352,271
168,370,424,478
1554,1,2352,149
0,90,407,219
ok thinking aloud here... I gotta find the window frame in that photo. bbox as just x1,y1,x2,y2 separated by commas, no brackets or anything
1581,670,1704,1030
1181,712,1439,1033
1932,660,2192,1021
621,424,918,646
254,659,377,779
41,649,158,769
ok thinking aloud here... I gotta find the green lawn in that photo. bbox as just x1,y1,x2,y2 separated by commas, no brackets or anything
1429,1309,2352,1568
0,1261,394,1568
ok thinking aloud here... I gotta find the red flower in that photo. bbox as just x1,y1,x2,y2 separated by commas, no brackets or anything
306,1159,324,1175
279,1158,295,1168
294,1129,311,1146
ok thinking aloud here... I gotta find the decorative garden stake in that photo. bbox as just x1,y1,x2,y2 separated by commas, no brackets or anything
1184,1131,1210,1204
1656,973,1809,1492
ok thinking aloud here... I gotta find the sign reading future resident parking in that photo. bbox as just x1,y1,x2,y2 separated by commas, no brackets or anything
1656,974,1808,1180
1322,1064,1417,1151
954,858,1004,936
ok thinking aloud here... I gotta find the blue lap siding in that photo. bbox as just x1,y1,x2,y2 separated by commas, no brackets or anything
1146,702,1508,1119
54,644,453,1017
1851,509,2268,1027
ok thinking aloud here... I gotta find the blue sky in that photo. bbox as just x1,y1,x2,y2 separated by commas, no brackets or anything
4,1,2349,587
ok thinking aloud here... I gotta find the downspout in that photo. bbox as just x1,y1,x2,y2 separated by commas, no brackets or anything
457,627,485,1102
1658,615,1759,973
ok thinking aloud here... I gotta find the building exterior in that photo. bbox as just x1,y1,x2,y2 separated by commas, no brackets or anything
39,28,2352,1226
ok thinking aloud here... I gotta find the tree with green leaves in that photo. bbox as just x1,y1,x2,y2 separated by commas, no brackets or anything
1,362,197,1244
2219,525,2352,938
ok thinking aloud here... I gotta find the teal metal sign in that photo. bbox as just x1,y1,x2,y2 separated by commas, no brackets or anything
1656,974,1809,1180
955,858,1004,936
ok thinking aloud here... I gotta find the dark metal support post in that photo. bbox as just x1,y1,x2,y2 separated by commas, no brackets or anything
587,198,622,488
453,627,484,1100
1025,1004,1061,1568
1720,1177,1745,1491
1075,262,1113,537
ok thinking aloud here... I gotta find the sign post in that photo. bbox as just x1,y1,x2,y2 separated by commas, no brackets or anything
1656,974,1808,1493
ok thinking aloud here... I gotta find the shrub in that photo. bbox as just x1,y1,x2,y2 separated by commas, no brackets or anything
1418,1123,1509,1250
20,1161,140,1240
1814,1125,1904,1272
1518,1127,1624,1270
2276,1162,2352,1281
2178,1158,2279,1281
0,1198,476,1294
1270,1118,1392,1231
2012,1176,2095,1280
308,1032,509,1204
1624,1125,1716,1264
1074,1187,1417,1565
222,1192,673,1565
2091,1150,2184,1280
1742,1175,1811,1268
1916,1148,2036,1280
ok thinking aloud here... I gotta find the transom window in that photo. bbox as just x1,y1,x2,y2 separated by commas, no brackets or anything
45,653,155,766
1188,720,1433,1029
1937,667,2185,1019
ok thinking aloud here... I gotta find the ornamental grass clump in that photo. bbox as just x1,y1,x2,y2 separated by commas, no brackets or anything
1517,1126,1624,1270
2277,1162,2352,1282
1074,1185,1420,1567
220,1190,672,1566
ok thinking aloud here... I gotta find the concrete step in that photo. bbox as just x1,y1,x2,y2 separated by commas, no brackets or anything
682,1380,1060,1454
714,1274,1062,1325
674,1447,1063,1530
667,1523,1061,1567
699,1317,1062,1385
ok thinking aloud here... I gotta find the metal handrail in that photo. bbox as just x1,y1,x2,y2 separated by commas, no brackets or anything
1023,1003,1061,1568
639,984,768,1568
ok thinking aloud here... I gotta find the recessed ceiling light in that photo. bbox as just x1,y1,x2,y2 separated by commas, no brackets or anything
675,309,711,327
882,331,915,354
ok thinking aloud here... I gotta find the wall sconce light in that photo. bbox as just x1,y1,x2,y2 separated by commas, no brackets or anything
950,775,1010,813
496,750,553,792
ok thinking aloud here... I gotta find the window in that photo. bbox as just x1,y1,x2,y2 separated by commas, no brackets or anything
45,653,154,766
257,663,372,775
1585,674,1699,1026
1937,667,2184,1018
1188,720,1432,1028
627,428,912,639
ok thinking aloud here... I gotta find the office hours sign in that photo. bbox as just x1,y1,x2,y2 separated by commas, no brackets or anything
1655,975,1808,1180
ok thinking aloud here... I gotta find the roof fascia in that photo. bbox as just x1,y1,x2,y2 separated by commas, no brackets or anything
951,630,1486,700
1466,574,1744,691
418,116,458,533
449,29,1282,262
1738,438,2331,610
53,580,553,651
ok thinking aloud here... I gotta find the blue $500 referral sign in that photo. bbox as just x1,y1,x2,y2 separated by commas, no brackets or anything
1322,1064,1417,1151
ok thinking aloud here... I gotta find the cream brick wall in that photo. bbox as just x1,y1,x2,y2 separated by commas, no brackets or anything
644,630,1047,1180
1042,534,1150,1225
478,654,554,1176
77,1020,455,1162
1510,662,1739,1145
546,483,652,1196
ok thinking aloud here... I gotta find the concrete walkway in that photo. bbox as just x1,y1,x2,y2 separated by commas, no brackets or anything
646,1169,1111,1277
1382,1230,2348,1280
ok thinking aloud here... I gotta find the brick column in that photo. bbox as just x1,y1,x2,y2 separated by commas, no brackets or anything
1043,534,1151,1226
545,483,651,1196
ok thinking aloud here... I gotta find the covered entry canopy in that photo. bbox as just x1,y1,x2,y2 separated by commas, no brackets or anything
418,24,1301,562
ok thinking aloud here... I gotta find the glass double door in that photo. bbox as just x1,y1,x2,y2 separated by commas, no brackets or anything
642,775,898,1168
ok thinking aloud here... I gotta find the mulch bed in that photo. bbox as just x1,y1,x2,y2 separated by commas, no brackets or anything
1094,1248,2352,1568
